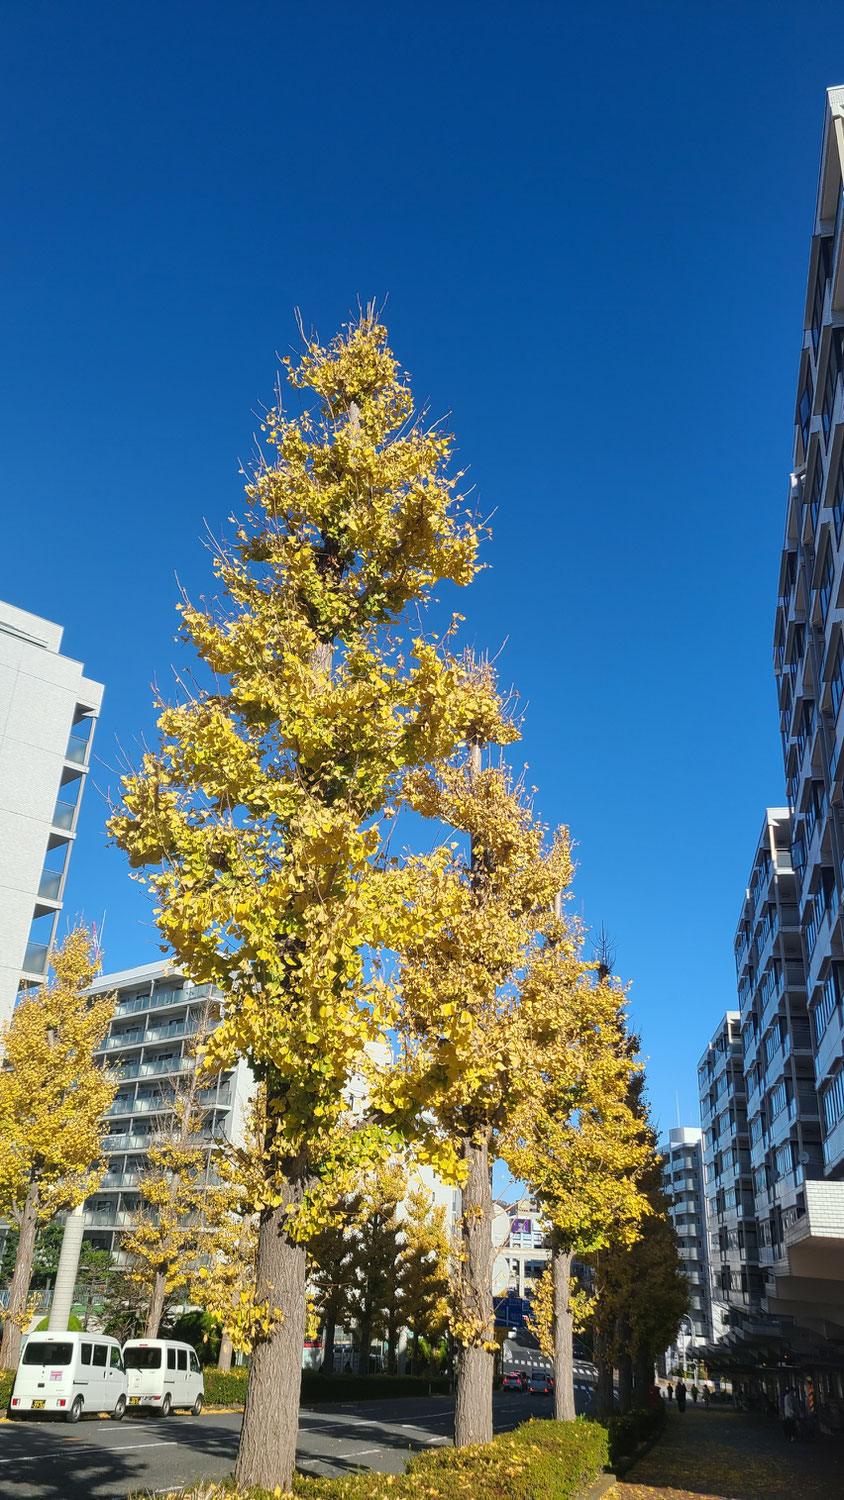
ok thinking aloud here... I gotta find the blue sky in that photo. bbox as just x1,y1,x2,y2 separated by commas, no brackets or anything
2,2,841,1139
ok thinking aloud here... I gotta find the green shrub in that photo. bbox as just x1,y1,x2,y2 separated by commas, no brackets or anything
0,1369,14,1410
606,1404,664,1465
202,1366,249,1406
201,1368,451,1408
137,1417,608,1499
35,1314,82,1332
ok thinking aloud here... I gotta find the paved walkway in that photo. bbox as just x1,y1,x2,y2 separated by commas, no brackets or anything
608,1405,844,1500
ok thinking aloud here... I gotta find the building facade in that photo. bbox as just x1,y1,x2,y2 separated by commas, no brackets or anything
660,1126,711,1366
83,962,253,1262
698,1013,762,1339
0,600,103,1024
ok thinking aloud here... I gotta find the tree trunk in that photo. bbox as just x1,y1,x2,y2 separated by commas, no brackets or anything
358,1312,373,1375
1,1182,39,1368
218,1329,234,1373
411,1329,420,1376
453,1130,494,1447
321,1314,336,1375
594,1325,615,1423
633,1343,654,1408
618,1350,633,1413
145,1267,168,1338
551,1240,575,1421
234,1167,308,1493
386,1307,399,1375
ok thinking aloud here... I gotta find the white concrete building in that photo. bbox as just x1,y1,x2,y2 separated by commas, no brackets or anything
0,600,103,1025
83,962,253,1262
660,1126,712,1365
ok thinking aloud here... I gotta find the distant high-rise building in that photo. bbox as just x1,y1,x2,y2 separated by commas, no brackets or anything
660,1126,711,1367
697,1013,762,1339
0,600,103,1024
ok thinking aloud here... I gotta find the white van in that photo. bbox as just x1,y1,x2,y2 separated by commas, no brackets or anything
10,1331,127,1422
122,1339,204,1415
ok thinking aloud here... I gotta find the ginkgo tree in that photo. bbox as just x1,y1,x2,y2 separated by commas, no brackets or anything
108,313,510,1492
372,749,572,1446
0,928,115,1368
500,957,648,1422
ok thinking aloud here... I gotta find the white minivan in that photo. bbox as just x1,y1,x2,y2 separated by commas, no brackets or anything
122,1339,204,1415
10,1331,127,1422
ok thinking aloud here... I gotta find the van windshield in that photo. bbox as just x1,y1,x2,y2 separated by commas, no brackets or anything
124,1347,162,1369
22,1342,73,1366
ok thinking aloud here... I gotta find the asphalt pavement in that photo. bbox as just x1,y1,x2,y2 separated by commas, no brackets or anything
0,1388,579,1499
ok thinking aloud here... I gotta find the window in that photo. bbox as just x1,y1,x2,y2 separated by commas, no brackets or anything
124,1347,162,1370
823,333,844,443
189,1350,201,1374
811,236,834,351
22,1341,73,1366
177,1349,188,1372
167,1347,177,1371
110,1346,123,1370
818,545,835,622
823,1071,844,1133
830,635,844,719
770,1081,788,1118
799,372,815,451
80,1343,92,1366
92,1344,108,1368
813,971,839,1044
809,457,824,534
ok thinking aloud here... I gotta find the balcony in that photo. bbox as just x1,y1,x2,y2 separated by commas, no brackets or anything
52,799,77,831
37,870,63,901
22,942,49,975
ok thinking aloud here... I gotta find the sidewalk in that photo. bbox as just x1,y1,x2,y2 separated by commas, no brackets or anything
608,1405,844,1500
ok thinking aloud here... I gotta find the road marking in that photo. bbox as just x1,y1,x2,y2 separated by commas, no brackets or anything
103,1441,179,1452
336,1446,380,1458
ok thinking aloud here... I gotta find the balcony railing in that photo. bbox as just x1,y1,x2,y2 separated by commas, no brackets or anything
37,870,62,901
53,799,78,831
65,735,90,766
23,942,49,975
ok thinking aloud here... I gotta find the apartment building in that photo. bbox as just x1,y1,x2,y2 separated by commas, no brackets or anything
735,812,825,1308
660,1127,711,1364
83,962,253,1261
0,600,103,1025
698,1014,762,1338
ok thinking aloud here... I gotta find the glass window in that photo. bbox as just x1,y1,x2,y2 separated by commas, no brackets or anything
167,1347,177,1371
189,1350,200,1374
124,1347,162,1370
110,1346,123,1370
22,1341,73,1366
800,372,814,451
92,1344,107,1368
80,1343,92,1365
177,1349,188,1371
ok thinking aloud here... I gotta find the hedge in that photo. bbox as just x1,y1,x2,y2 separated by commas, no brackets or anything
0,1369,13,1410
201,1368,450,1408
136,1417,609,1499
606,1404,665,1466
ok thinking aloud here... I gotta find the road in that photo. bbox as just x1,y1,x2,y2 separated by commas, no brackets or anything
0,1388,589,1499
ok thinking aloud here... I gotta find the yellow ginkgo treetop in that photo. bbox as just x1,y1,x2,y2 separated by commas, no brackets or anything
108,313,509,1492
0,928,116,1368
371,750,571,1447
500,955,648,1422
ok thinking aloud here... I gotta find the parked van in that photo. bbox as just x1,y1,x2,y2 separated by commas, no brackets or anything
10,1331,127,1422
122,1339,204,1415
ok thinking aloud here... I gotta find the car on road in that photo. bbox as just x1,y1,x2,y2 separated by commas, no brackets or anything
9,1331,127,1422
502,1370,528,1390
527,1369,553,1395
123,1338,204,1415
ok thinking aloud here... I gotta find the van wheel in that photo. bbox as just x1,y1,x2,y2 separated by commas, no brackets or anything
111,1395,127,1421
160,1394,171,1418
66,1396,84,1424
191,1393,203,1416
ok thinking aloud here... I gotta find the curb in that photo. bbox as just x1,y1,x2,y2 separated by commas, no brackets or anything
578,1471,619,1500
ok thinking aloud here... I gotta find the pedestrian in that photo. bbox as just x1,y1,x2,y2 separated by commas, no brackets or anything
676,1379,687,1413
691,1383,699,1405
666,1382,674,1403
783,1387,797,1442
703,1385,711,1410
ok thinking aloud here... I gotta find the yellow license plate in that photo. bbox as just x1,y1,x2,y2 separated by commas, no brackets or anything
129,1397,141,1405
31,1400,45,1409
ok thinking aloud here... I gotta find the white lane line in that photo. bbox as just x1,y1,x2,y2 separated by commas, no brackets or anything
336,1447,380,1458
103,1441,178,1452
